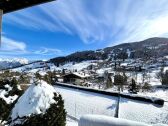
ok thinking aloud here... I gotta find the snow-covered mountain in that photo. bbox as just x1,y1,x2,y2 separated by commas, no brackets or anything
0,58,29,70
50,37,168,65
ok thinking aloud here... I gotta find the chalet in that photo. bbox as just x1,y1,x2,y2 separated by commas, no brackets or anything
63,72,90,85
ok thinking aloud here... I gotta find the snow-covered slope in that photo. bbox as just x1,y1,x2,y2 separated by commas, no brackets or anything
0,58,28,70
55,86,118,119
55,85,168,125
11,80,56,120
55,61,97,71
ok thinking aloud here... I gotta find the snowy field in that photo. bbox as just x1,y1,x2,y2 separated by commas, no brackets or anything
55,61,97,71
55,85,168,125
55,86,118,119
120,98,168,124
66,118,78,126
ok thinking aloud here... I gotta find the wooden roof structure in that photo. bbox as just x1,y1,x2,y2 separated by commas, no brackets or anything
0,0,55,14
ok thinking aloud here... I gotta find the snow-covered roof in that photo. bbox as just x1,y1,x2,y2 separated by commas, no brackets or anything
73,72,90,78
64,72,90,79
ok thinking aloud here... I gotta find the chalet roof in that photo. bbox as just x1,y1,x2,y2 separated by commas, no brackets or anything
63,72,90,79
0,0,55,14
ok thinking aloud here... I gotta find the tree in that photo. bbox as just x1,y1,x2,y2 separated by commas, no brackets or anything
0,78,23,122
3,70,10,77
35,72,42,81
43,71,57,85
56,62,60,67
62,69,66,75
11,77,18,91
8,93,66,126
156,68,168,85
142,82,151,92
9,77,23,96
142,71,147,84
128,78,138,94
105,74,113,89
114,74,127,92
117,52,128,61
114,62,117,70
19,73,30,84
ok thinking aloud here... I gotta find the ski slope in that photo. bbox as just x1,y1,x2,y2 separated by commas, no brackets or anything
55,85,168,125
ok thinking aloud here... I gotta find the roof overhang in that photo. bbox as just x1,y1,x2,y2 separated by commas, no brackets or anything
0,0,55,14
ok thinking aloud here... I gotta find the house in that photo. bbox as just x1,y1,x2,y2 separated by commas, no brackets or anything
63,72,90,85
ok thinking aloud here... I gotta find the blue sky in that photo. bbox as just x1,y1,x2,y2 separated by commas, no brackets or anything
1,0,168,60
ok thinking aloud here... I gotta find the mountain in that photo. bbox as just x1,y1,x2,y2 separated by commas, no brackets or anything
0,58,29,70
50,37,168,65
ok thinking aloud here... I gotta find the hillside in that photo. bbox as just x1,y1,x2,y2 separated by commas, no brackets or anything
50,37,168,65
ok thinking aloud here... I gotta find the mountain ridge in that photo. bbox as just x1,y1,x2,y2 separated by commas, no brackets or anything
50,37,168,65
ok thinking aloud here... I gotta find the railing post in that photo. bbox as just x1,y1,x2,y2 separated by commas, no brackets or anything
0,9,3,46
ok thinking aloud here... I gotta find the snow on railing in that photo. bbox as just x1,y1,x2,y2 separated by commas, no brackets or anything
79,115,149,126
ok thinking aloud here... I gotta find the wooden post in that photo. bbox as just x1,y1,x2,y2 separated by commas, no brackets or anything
0,9,3,46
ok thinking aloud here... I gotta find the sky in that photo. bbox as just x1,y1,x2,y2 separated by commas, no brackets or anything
2,0,168,60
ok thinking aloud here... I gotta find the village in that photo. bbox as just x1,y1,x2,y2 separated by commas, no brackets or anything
1,54,166,96
0,0,168,125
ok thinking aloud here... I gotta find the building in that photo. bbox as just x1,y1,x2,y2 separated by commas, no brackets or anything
63,72,90,85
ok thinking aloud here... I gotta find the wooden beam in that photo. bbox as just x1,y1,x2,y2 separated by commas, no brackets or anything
0,9,2,46
0,0,55,14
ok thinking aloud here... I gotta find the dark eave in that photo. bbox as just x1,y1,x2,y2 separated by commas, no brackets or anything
0,0,55,14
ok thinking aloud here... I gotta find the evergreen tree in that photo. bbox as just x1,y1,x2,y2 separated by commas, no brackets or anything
106,75,112,89
62,69,66,75
114,74,127,92
129,78,138,94
8,93,66,126
35,72,42,81
0,78,23,122
11,77,18,87
8,77,23,97
42,71,57,85
156,68,168,85
0,98,11,121
142,82,151,92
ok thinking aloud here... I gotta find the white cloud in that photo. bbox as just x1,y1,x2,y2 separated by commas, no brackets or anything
0,36,62,58
1,36,26,51
34,47,62,55
4,0,168,46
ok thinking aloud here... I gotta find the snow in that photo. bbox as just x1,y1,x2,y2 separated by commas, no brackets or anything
139,89,168,102
0,58,28,64
66,118,78,126
54,86,118,120
79,114,149,126
96,68,111,76
73,72,90,78
57,61,96,71
55,85,168,125
0,58,28,70
12,61,46,72
126,49,131,58
66,121,78,126
39,71,47,76
96,69,105,76
0,84,18,104
11,80,56,120
125,70,162,86
119,98,168,124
